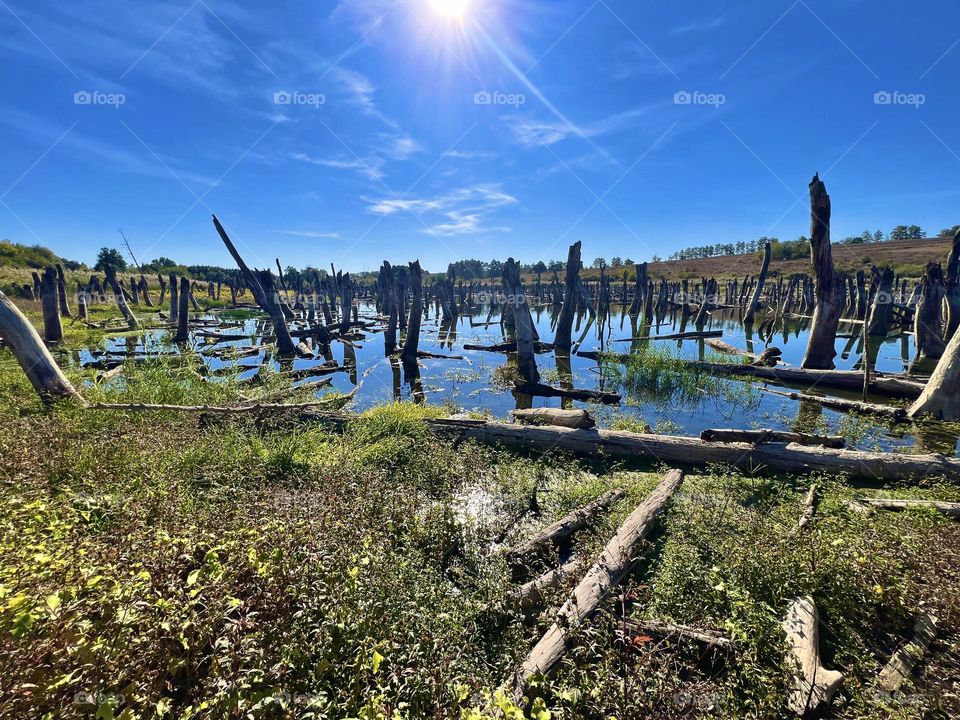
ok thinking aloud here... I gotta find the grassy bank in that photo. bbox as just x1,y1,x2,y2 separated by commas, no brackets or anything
0,303,958,719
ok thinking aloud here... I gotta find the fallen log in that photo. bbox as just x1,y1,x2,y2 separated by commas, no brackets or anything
854,498,960,519
760,387,908,422
700,428,844,449
511,408,595,430
462,341,554,353
0,292,86,404
88,399,342,414
876,613,937,693
413,419,960,484
797,483,819,531
687,361,924,399
611,330,723,342
509,469,684,700
513,558,582,620
508,488,625,572
621,618,734,650
781,596,843,715
705,338,758,360
513,382,621,405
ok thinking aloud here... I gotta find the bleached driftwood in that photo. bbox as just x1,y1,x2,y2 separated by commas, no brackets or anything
508,488,625,571
511,408,596,430
0,292,86,404
797,484,819,531
622,618,734,650
876,613,937,693
510,469,684,700
781,596,843,715
854,498,960,519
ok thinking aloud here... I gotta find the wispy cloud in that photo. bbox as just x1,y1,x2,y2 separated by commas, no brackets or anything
671,12,730,35
289,152,385,181
366,184,517,236
275,229,342,239
444,150,496,160
505,103,665,148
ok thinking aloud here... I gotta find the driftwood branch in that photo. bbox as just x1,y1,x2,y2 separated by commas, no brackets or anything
510,469,684,700
876,613,937,693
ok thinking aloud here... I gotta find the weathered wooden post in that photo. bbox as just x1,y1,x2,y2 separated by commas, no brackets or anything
76,282,88,320
503,258,540,385
0,292,85,404
915,262,946,359
157,275,167,306
381,261,399,355
866,267,895,336
139,275,153,307
744,242,771,324
174,277,190,342
103,266,139,328
401,261,423,366
40,266,63,342
944,228,960,340
554,242,581,351
55,264,72,318
168,273,179,326
800,175,842,369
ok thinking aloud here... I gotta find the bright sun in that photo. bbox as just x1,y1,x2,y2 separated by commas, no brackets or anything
428,0,471,20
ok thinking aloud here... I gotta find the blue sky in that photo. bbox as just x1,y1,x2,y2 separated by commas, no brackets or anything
1,0,958,273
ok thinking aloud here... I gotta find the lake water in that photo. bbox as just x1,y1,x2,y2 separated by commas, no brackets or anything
78,301,960,457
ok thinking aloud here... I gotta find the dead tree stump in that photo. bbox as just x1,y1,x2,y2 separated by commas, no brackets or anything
801,175,842,369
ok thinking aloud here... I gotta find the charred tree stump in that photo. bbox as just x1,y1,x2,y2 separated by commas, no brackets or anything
55,264,72,318
801,175,842,369
174,277,190,343
554,242,582,351
401,260,423,367
915,262,946,359
744,241,771,324
40,267,63,342
168,273,179,327
945,228,960,339
868,267,895,336
503,258,540,385
104,266,138,329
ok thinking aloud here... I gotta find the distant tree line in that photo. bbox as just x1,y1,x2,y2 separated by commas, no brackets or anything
1,240,84,270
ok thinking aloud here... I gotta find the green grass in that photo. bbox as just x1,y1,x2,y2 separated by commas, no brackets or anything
0,298,958,719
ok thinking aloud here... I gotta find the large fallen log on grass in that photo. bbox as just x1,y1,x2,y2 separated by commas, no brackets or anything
511,408,595,429
414,419,960,483
510,469,684,700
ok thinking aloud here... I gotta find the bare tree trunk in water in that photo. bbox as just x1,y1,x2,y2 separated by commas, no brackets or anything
801,174,842,369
